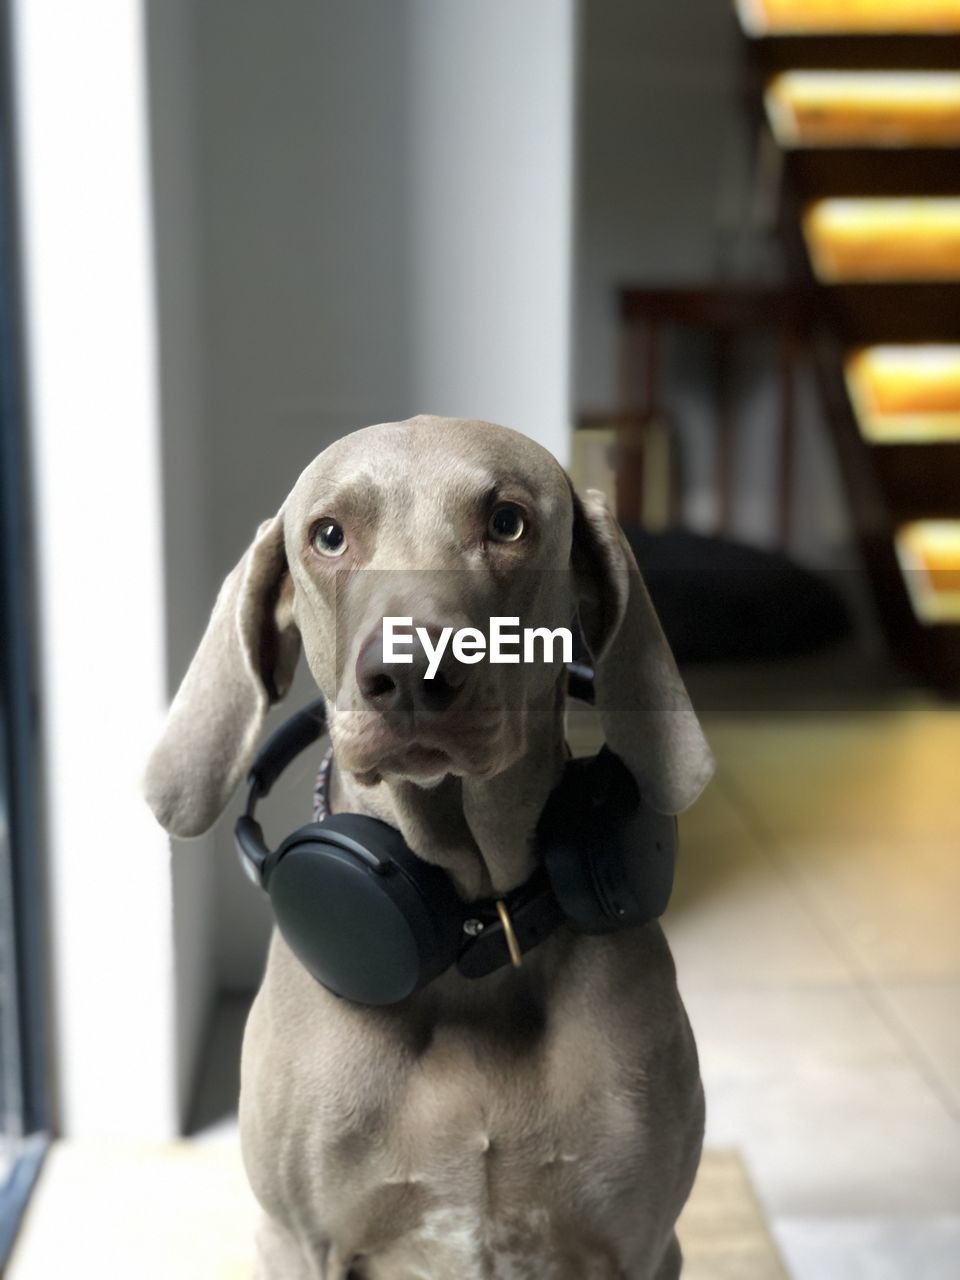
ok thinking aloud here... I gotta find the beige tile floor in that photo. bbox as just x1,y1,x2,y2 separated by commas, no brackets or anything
650,676,960,1280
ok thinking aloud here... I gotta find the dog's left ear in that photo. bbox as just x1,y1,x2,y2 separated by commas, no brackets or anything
571,486,714,814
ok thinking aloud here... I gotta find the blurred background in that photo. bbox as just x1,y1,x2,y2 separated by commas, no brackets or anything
1,1,959,1276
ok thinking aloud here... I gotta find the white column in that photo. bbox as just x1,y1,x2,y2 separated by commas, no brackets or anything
14,0,177,1137
406,0,577,463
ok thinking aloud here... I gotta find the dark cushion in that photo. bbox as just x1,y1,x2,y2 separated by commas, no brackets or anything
620,527,850,662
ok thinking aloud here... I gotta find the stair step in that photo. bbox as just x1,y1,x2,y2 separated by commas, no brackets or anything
845,344,960,442
895,520,960,622
737,0,960,37
767,71,960,148
803,197,960,281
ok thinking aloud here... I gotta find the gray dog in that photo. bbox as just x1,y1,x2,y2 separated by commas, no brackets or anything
145,416,714,1279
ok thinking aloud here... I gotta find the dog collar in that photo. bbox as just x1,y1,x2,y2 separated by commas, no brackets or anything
454,864,565,978
312,748,334,822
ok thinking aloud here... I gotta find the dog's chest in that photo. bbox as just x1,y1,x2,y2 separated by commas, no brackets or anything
380,1043,644,1270
247,1009,651,1277
240,930,699,1277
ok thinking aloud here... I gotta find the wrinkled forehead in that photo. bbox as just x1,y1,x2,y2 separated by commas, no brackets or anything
285,416,572,528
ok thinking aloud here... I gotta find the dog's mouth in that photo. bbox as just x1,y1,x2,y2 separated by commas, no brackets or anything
364,741,453,784
330,703,510,784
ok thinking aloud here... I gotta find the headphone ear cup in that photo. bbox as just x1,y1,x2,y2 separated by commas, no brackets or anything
540,750,677,933
537,766,603,932
267,815,463,1005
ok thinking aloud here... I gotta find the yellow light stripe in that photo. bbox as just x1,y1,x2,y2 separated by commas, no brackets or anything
804,199,960,282
766,72,960,148
738,0,960,36
846,346,960,443
896,522,960,624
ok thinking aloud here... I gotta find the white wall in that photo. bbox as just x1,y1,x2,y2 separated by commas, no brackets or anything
14,0,177,1137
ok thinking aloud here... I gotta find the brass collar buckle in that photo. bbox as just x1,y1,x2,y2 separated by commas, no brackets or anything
495,899,523,969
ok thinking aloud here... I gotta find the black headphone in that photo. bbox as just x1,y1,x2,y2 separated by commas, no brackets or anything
235,665,677,1006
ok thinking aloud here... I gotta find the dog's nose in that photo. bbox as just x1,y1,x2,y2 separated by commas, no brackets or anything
356,625,469,718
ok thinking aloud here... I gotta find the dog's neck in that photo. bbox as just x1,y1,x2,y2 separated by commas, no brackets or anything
330,679,568,899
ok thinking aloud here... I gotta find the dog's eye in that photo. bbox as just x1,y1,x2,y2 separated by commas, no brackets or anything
311,519,347,558
487,503,525,543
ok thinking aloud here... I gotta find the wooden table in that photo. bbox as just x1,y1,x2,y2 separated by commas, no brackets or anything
616,284,816,544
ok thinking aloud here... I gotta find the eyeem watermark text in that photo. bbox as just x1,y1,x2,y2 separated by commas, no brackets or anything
383,617,573,679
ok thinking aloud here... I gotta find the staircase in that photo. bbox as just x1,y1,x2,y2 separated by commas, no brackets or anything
736,0,960,691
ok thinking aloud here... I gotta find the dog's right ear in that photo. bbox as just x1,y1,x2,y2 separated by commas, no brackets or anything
144,512,301,838
570,486,713,815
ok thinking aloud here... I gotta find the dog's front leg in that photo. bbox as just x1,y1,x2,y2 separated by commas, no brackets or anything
254,1213,352,1280
254,1215,312,1279
649,1233,682,1280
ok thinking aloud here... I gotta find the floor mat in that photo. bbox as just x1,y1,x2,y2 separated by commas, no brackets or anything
9,1141,787,1277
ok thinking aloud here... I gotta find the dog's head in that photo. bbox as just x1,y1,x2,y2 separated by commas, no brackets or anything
145,416,713,838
